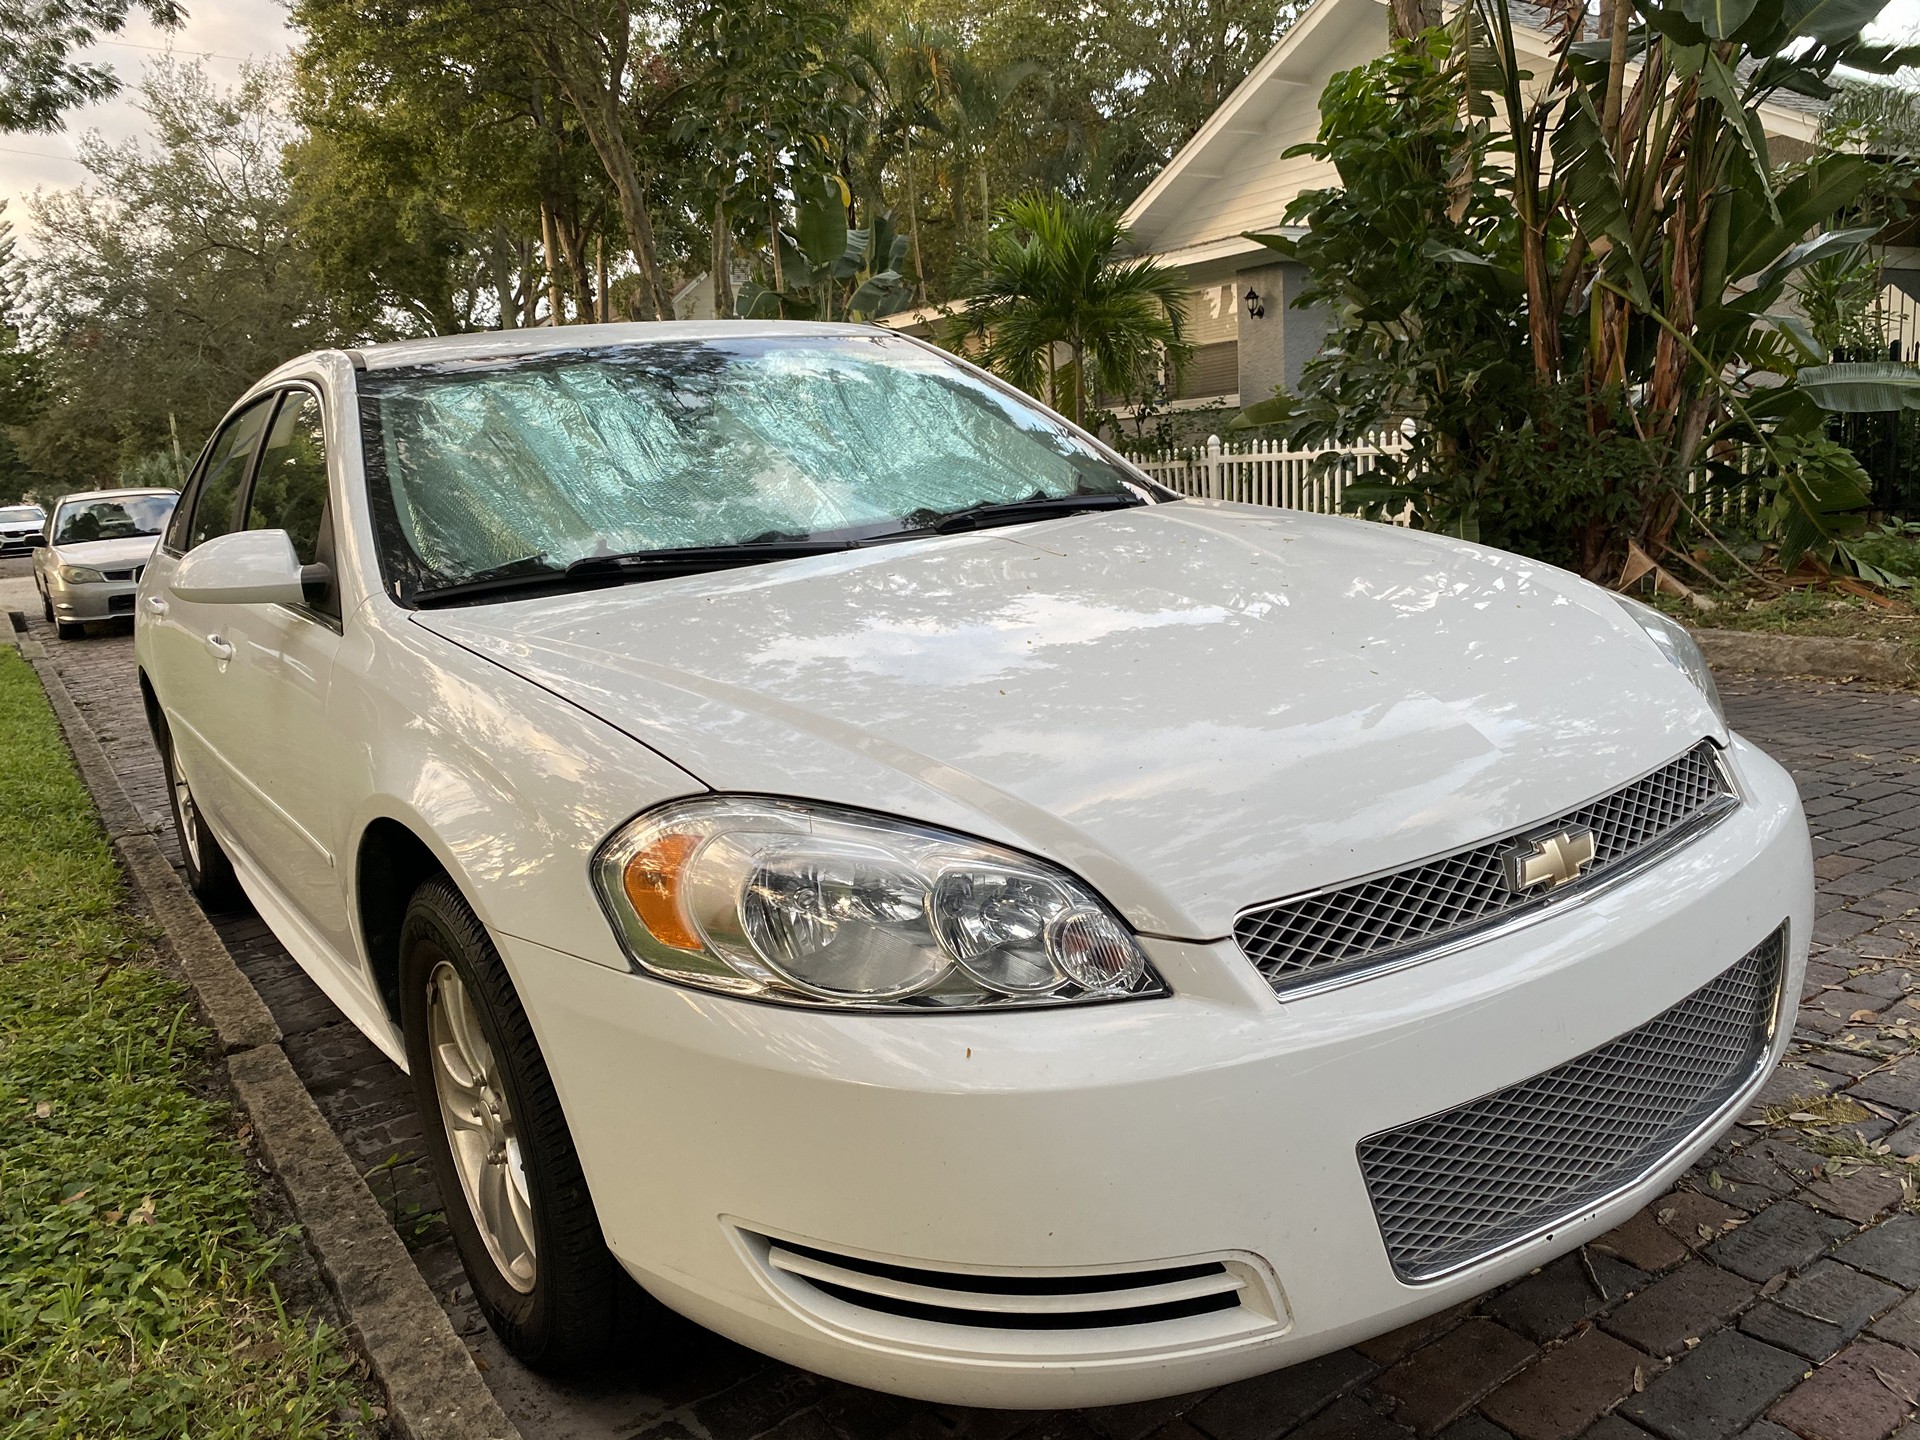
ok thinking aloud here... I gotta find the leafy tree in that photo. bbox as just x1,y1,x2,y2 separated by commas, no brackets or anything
0,208,47,502
290,0,621,331
0,0,182,131
673,0,855,318
737,175,915,321
12,62,332,482
1239,0,1920,582
947,192,1189,427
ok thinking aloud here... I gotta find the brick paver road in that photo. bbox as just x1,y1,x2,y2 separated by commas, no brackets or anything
13,573,1920,1440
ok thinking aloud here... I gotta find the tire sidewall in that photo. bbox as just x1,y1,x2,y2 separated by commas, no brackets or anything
399,884,578,1357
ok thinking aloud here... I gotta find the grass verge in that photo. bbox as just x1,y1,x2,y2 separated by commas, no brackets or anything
0,648,368,1437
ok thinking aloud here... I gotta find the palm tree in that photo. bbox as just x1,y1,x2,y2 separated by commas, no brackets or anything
948,193,1191,428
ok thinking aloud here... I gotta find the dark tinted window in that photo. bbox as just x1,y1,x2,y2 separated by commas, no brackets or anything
247,392,329,564
53,493,177,543
187,400,273,550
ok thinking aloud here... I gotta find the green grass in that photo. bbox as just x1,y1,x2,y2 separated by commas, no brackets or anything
0,649,368,1438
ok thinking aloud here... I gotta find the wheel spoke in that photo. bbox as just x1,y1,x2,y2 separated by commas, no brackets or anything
504,1141,536,1256
441,975,497,1091
433,1042,486,1128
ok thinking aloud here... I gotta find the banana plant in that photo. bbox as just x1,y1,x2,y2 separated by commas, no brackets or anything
737,175,916,322
1242,0,1920,579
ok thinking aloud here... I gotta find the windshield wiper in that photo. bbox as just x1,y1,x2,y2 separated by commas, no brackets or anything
564,539,863,577
409,538,863,607
918,492,1145,535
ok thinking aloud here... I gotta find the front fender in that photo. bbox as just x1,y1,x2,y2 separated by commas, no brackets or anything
334,603,710,974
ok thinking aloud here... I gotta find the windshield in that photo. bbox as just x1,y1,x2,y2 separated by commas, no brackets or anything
0,505,42,525
357,334,1148,599
53,494,176,544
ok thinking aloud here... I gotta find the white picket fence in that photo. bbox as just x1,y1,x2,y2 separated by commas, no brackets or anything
1125,434,1410,513
1126,433,1763,526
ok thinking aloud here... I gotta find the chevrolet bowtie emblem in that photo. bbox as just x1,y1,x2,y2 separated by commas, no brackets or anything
1504,827,1598,893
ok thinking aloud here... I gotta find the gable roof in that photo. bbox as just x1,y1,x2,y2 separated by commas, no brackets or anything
1122,0,1824,262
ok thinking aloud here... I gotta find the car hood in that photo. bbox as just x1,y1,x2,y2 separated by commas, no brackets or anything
49,535,160,568
414,502,1722,939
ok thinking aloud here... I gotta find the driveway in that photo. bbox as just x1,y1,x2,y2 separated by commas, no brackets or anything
20,592,1920,1440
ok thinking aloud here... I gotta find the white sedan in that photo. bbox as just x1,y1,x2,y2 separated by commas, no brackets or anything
134,323,1810,1406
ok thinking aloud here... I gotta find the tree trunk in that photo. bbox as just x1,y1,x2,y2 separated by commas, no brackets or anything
545,48,671,319
905,140,925,303
1601,0,1631,143
711,192,734,319
489,231,519,329
596,234,609,322
552,206,596,321
539,203,565,323
1389,0,1438,41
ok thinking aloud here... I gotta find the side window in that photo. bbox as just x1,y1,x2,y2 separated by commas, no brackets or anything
247,392,329,564
185,399,274,550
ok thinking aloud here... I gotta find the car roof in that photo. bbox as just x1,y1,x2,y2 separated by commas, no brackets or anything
53,488,179,506
320,320,888,375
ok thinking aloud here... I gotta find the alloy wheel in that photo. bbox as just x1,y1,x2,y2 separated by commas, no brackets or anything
426,961,537,1292
170,738,202,871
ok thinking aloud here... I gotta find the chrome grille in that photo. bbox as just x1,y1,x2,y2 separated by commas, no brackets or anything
1236,742,1734,993
1358,927,1784,1282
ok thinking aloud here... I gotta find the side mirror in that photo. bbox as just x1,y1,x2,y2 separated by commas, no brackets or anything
171,530,319,606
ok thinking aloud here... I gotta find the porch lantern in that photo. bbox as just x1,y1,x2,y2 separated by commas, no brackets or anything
1243,288,1265,319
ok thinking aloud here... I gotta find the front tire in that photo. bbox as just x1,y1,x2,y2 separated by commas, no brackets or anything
400,878,631,1372
157,722,246,909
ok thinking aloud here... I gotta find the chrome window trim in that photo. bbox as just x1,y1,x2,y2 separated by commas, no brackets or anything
1241,743,1743,1003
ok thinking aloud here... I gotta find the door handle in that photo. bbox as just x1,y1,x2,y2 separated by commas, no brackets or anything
205,635,234,662
146,595,168,616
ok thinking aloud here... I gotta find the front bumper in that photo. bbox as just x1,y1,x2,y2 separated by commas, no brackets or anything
0,532,43,555
503,734,1811,1407
46,574,140,622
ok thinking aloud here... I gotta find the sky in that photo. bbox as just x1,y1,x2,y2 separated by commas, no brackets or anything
5,0,1920,238
0,0,293,232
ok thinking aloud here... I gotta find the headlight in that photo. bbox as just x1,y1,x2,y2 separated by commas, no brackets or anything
1615,595,1724,725
57,564,105,584
592,797,1164,1009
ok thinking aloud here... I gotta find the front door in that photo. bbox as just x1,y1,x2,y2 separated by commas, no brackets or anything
197,387,356,959
144,395,277,829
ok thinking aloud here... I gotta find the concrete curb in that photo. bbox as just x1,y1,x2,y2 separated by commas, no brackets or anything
1695,627,1918,687
19,638,519,1440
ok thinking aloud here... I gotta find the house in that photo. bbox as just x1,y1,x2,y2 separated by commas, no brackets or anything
1113,0,1826,414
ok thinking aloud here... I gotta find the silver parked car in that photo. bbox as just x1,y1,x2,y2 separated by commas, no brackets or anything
34,488,179,638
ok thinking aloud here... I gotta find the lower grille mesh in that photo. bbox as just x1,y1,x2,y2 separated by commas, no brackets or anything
1358,927,1785,1282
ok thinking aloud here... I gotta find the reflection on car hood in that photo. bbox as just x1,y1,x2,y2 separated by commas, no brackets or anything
413,501,1722,939
48,535,161,568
